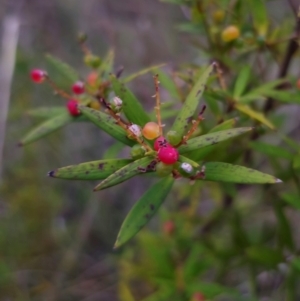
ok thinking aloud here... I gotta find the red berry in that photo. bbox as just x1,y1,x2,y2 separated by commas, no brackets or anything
154,136,167,151
163,220,176,235
158,145,178,165
30,69,46,83
191,292,206,301
72,81,85,94
66,99,81,116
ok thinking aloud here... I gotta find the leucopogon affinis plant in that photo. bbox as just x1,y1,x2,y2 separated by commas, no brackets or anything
22,40,282,248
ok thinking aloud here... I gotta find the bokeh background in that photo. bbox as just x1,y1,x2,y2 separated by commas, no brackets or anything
0,1,192,300
0,0,299,300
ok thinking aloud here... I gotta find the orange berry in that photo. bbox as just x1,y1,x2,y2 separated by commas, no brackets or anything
86,72,99,87
221,25,240,42
142,122,160,140
213,10,225,23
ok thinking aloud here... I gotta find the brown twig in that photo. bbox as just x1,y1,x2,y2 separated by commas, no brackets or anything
45,76,73,99
153,74,163,136
176,105,206,147
264,8,300,113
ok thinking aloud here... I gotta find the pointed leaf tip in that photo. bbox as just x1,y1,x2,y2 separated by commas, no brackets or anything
48,171,55,177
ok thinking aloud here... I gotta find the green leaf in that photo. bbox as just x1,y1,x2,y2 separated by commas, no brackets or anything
262,90,300,104
178,127,252,154
281,193,300,210
250,141,294,160
238,79,286,104
170,63,215,139
293,153,300,170
94,156,155,191
48,159,133,180
209,118,238,133
110,75,151,127
246,245,284,268
114,176,174,248
19,112,75,146
235,103,275,129
233,66,251,99
45,54,78,84
26,106,67,119
123,63,166,83
203,162,281,184
78,105,135,146
248,0,268,36
178,157,281,184
98,49,114,78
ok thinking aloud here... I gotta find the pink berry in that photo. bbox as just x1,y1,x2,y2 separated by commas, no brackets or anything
30,69,46,83
66,99,81,116
163,220,176,235
72,81,85,94
154,136,167,151
158,145,179,165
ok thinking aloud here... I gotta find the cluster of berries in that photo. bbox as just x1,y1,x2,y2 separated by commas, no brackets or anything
30,69,85,117
30,68,203,180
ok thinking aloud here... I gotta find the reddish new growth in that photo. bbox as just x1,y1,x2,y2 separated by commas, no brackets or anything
72,81,85,95
66,99,81,116
30,69,46,83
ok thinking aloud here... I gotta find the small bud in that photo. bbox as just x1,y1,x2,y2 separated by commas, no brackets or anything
130,144,146,160
77,32,87,43
129,124,142,137
84,54,101,68
109,96,123,113
178,162,195,177
156,161,174,177
167,130,182,146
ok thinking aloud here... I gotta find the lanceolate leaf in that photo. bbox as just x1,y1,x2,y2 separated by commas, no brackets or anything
19,112,75,146
48,159,133,180
26,106,66,119
178,127,252,154
45,54,78,84
178,156,281,184
114,176,174,248
78,105,134,146
203,162,281,184
110,75,150,127
123,63,166,83
209,118,238,133
233,66,251,99
98,49,114,78
170,63,215,138
94,156,155,191
235,103,275,129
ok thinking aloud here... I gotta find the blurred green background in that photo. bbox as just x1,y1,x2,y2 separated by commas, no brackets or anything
0,1,190,300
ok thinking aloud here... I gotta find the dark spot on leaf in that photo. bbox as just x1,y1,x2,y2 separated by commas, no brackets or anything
206,137,212,141
150,204,155,210
85,171,90,175
99,163,104,170
196,89,202,97
144,214,150,219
